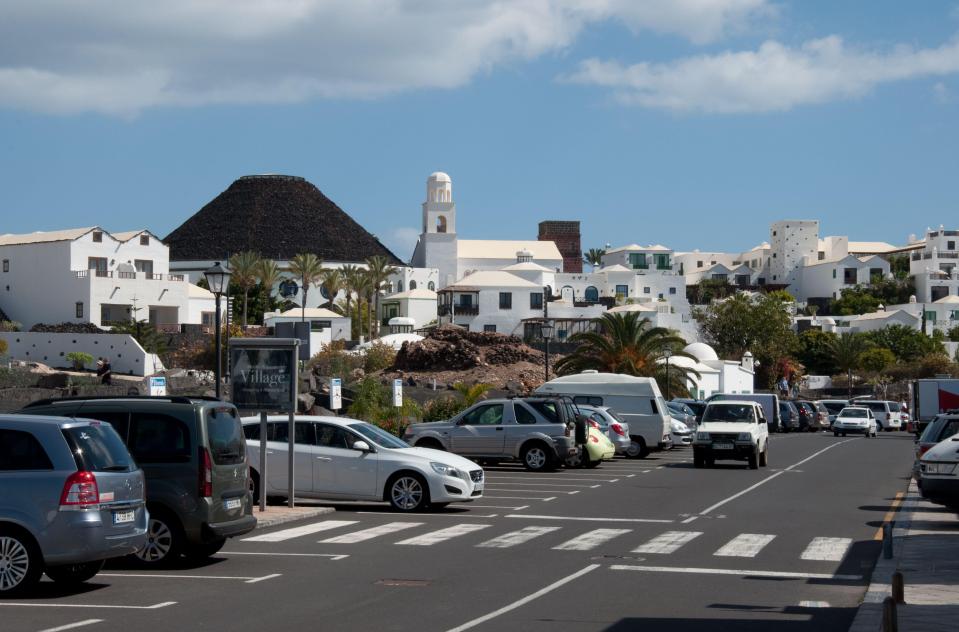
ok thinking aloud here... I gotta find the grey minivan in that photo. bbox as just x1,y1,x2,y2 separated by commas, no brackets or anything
21,396,255,566
0,414,148,595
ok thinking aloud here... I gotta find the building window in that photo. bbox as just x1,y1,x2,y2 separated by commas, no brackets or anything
396,280,403,293
628,253,647,269
530,292,543,309
499,292,512,309
925,311,937,323
427,281,435,291
2,259,7,273
615,284,628,298
654,254,671,270
844,268,857,284
870,268,884,282
949,241,956,251
92,231,103,242
697,261,703,268
484,325,496,333
818,251,825,260
134,259,153,275
643,286,651,294
410,280,417,290
201,312,215,327
75,302,83,318
140,235,149,246
772,253,777,258
669,287,676,295
832,269,837,279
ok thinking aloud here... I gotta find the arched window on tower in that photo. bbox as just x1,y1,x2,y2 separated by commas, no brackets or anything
397,280,404,293
436,215,447,233
410,280,417,290
428,281,435,291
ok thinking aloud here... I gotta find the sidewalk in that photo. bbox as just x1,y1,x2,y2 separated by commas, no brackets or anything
253,503,335,529
850,480,959,631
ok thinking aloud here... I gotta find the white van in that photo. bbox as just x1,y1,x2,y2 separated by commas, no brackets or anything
535,371,672,458
856,400,901,431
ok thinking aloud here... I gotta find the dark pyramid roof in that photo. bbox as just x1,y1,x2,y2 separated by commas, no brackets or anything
165,175,402,264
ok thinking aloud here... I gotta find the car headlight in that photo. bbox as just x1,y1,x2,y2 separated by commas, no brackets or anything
736,433,752,442
696,432,710,441
430,462,461,478
923,462,957,475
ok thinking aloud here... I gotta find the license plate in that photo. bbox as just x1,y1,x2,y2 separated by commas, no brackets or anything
713,442,734,450
224,498,242,511
113,510,135,524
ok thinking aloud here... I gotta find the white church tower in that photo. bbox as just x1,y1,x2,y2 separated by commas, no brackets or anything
411,172,458,288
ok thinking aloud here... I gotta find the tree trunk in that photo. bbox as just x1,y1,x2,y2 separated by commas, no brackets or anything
242,291,249,328
302,285,307,322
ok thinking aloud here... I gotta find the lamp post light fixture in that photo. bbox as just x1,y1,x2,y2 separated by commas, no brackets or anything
541,318,555,382
663,347,673,401
204,262,232,399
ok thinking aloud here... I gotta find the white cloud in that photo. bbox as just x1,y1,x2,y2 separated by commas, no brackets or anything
382,226,421,261
567,34,959,113
0,0,771,116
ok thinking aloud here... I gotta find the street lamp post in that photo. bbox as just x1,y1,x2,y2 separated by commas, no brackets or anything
541,319,555,383
663,348,673,401
204,262,232,400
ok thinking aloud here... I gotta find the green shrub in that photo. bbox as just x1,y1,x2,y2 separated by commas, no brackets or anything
421,396,467,422
0,339,7,357
363,342,396,373
307,340,363,379
65,351,94,370
948,326,959,343
347,376,421,435
0,321,20,332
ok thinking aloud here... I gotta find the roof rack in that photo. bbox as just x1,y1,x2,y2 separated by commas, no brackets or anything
22,395,222,408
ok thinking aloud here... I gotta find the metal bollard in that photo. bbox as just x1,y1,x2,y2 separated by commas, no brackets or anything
882,523,894,559
891,571,905,604
881,596,898,632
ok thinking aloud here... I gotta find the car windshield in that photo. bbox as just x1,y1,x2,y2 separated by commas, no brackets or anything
702,404,754,423
840,408,867,418
206,407,246,465
350,422,410,449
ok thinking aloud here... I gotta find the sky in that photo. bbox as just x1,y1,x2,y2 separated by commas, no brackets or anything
1,1,958,262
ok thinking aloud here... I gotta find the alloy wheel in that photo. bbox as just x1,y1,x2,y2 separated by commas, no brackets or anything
0,536,30,592
137,518,173,563
525,447,547,470
392,477,423,511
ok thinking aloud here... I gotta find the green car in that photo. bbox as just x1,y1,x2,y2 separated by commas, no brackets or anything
567,424,617,468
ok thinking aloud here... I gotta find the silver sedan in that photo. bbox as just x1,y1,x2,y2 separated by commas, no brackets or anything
576,405,632,455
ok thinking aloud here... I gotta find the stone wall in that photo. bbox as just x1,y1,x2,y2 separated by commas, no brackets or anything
539,220,582,273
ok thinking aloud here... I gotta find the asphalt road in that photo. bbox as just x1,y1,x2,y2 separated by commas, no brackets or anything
3,431,916,632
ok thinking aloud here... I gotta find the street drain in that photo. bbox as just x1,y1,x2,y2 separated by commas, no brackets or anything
375,579,432,587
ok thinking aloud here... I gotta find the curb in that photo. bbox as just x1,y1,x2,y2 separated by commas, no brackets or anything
253,505,335,529
847,480,918,632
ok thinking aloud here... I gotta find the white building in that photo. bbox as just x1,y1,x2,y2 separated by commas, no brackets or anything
0,227,219,330
795,254,891,302
263,307,351,349
668,343,755,400
379,288,439,331
409,172,563,288
909,226,959,303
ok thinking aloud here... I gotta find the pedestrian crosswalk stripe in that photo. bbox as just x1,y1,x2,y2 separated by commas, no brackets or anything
242,520,358,543
633,531,703,554
396,524,492,546
553,528,632,551
477,526,561,549
320,522,422,544
800,537,852,561
713,533,776,558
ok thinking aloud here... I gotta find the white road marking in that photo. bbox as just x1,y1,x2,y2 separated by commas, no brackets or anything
713,533,776,558
681,517,699,524
397,523,492,546
568,491,580,495
444,565,600,632
482,488,576,495
553,528,632,551
357,512,498,518
321,522,422,543
246,573,282,584
590,484,601,488
506,514,673,523
38,620,104,632
97,572,280,583
477,526,561,548
0,602,176,611
800,537,852,561
626,474,636,478
543,497,556,502
798,601,832,608
611,565,862,581
222,551,348,560
466,505,527,510
242,520,358,542
482,495,553,500
483,481,598,488
699,440,852,515
633,531,703,554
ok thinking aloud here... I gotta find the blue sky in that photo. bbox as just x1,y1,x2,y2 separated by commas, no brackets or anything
1,1,957,261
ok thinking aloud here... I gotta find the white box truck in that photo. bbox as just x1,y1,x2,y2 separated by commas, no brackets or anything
535,371,672,458
913,378,959,434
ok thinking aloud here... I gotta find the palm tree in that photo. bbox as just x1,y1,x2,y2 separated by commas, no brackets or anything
340,263,361,324
453,382,493,407
319,269,345,310
228,251,262,327
288,253,324,322
256,258,282,318
828,332,870,398
351,271,373,340
365,255,398,337
583,248,606,271
555,312,700,395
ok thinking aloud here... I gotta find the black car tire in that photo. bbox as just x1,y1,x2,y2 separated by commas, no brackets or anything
132,508,183,567
625,436,649,459
748,450,759,470
759,444,768,467
522,442,554,472
386,473,430,512
248,469,261,505
45,560,105,584
0,526,43,596
693,450,704,468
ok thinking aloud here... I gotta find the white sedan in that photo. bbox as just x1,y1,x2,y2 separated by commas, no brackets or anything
670,417,693,447
243,415,484,512
833,407,878,438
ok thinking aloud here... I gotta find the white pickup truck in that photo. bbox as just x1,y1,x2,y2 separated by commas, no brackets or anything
692,400,769,470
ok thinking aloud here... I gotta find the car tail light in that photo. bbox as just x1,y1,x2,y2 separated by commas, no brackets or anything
611,422,626,436
60,471,99,508
199,447,213,498
588,419,600,429
919,445,932,457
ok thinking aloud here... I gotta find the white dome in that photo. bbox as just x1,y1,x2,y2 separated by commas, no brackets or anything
428,171,451,183
683,342,719,363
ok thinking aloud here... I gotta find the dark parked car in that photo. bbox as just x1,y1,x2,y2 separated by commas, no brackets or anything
0,414,147,595
779,401,801,432
795,401,829,431
21,396,255,566
914,413,959,479
671,399,707,423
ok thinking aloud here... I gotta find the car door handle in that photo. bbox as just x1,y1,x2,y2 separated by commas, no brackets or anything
316,456,332,461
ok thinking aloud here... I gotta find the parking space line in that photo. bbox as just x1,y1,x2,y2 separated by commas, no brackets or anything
397,523,492,546
482,488,575,494
465,505,528,510
634,531,703,554
321,522,422,543
357,512,498,518
444,564,600,632
0,602,176,611
477,526,561,548
482,495,555,500
610,564,862,581
506,514,673,523
38,620,104,632
242,520,358,542
222,551,349,560
97,572,281,583
483,482,596,488
553,528,632,551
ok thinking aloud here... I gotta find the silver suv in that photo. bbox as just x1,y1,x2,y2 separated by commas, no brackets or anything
0,414,148,595
402,397,578,472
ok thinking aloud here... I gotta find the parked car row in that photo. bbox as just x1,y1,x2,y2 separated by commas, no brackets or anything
917,411,959,507
1,396,257,595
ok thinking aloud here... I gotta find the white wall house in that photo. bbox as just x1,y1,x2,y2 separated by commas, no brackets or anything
0,227,219,330
831,309,921,334
263,307,351,349
675,242,772,287
909,226,959,303
379,289,438,330
794,254,891,302
666,343,754,400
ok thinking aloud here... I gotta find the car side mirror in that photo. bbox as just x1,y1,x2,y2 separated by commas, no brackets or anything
455,418,467,426
353,440,372,453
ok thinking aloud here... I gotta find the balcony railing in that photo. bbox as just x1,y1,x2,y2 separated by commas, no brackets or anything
118,271,136,279
72,270,186,282
439,305,479,316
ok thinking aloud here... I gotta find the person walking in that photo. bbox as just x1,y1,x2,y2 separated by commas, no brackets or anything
99,357,112,385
